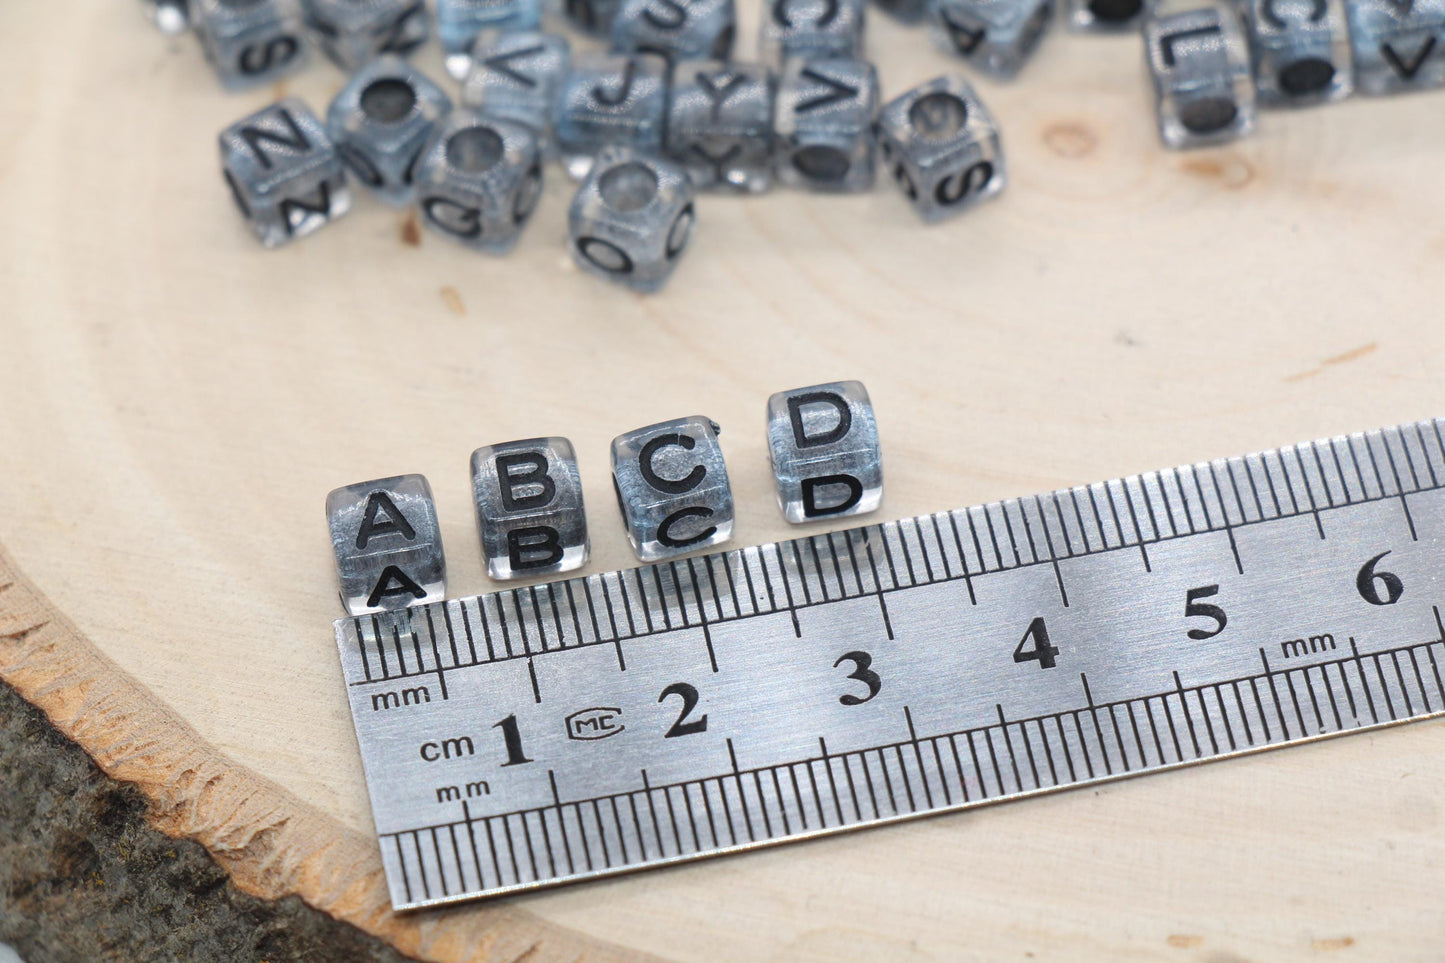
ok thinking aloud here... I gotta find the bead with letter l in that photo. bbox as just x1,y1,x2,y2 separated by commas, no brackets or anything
767,381,882,523
612,416,734,561
327,474,447,615
220,98,351,248
472,438,590,579
1145,5,1255,148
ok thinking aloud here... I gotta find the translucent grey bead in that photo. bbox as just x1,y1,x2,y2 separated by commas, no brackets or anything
1242,0,1354,105
413,111,544,253
462,31,571,153
302,0,429,71
774,57,878,192
193,0,308,89
874,0,929,25
930,0,1052,79
327,474,446,616
609,0,737,62
1346,0,1445,95
1144,6,1256,148
326,57,452,205
611,416,734,561
666,60,776,192
563,0,623,35
553,52,669,179
875,75,1002,220
437,0,542,79
472,438,589,579
142,0,192,35
759,0,867,67
569,148,696,291
767,381,882,523
1063,0,1153,32
220,98,351,248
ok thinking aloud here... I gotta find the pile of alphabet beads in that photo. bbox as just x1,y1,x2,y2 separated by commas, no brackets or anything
154,0,1016,289
1145,0,1445,149
325,381,882,613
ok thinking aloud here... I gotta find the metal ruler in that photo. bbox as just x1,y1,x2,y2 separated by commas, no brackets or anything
336,417,1445,911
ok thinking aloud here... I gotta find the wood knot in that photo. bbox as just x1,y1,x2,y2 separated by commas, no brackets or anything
400,213,421,248
1180,154,1254,190
1042,122,1098,159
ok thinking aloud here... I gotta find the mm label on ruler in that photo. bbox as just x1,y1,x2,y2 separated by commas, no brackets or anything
336,418,1445,911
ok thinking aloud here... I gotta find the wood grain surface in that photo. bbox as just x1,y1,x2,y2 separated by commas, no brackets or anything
3,0,1445,958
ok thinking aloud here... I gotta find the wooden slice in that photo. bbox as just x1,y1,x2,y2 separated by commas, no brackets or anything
3,0,1445,958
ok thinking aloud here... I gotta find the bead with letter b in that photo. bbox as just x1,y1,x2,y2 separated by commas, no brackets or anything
220,98,351,248
1145,5,1255,148
767,381,882,523
327,474,447,615
414,111,544,253
874,75,1003,221
612,417,734,561
472,438,590,580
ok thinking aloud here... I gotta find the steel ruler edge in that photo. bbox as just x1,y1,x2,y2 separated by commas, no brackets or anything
335,416,1445,911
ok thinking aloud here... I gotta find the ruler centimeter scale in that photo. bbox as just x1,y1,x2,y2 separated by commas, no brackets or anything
337,417,1445,911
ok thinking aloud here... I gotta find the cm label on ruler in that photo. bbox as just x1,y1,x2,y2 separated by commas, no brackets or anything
337,419,1445,907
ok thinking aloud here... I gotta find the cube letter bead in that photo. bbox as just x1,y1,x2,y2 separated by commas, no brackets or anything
666,60,776,192
1346,0,1445,95
930,0,1053,79
612,417,734,561
463,31,571,150
610,0,737,62
327,474,446,615
414,112,543,253
437,0,543,79
194,0,308,88
220,99,351,248
569,148,696,291
774,58,878,192
142,0,192,35
554,53,670,178
326,57,452,206
1145,7,1255,148
875,0,929,25
759,0,866,68
564,0,623,35
1064,0,1152,31
302,0,430,71
875,75,1004,221
767,381,882,523
1243,0,1353,105
472,438,589,579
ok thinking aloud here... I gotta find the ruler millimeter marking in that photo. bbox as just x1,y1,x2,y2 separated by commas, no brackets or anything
337,417,1445,910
